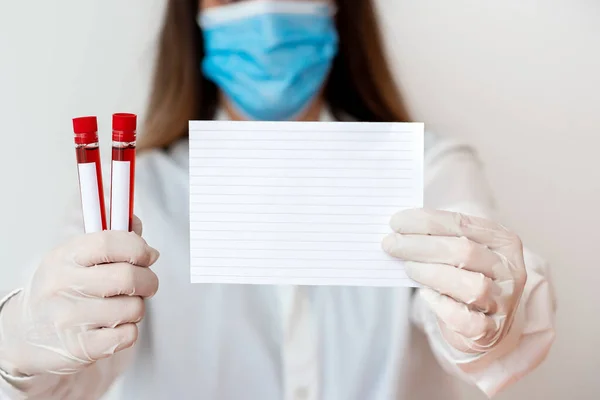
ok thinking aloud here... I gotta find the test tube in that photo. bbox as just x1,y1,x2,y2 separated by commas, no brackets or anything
73,116,108,233
110,113,137,231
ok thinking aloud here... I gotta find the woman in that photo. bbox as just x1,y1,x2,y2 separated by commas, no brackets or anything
0,0,556,399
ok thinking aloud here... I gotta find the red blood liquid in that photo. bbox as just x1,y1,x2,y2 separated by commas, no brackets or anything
75,145,107,230
111,144,136,231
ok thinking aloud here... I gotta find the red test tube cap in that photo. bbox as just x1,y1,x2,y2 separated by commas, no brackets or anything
112,113,137,142
73,116,98,144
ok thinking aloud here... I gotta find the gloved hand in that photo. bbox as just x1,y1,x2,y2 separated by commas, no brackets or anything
0,216,160,377
382,208,527,354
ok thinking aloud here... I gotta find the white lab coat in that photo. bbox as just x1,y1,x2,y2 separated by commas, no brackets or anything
0,110,556,400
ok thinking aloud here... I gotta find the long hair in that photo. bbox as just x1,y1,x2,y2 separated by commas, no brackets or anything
139,0,411,150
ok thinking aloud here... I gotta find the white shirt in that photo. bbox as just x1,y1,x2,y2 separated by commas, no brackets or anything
0,112,556,400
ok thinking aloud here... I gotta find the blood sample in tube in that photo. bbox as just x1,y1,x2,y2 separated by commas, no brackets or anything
73,116,108,233
110,113,137,231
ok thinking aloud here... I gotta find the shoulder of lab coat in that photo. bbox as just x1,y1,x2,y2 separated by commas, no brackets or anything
417,131,557,397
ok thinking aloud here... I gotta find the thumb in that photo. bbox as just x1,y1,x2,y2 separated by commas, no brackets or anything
132,214,143,236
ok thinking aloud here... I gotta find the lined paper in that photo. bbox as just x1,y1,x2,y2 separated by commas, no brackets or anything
189,121,424,287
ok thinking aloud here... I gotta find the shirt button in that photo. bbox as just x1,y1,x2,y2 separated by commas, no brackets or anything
295,386,309,400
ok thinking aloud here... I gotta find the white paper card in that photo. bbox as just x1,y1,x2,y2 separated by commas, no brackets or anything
189,120,424,287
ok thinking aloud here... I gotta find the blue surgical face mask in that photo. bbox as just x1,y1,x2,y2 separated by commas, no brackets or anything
198,0,339,121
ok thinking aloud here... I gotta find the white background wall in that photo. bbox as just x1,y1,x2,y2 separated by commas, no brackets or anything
0,0,598,399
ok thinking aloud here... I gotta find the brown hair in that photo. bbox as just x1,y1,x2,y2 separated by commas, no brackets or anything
139,0,411,151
